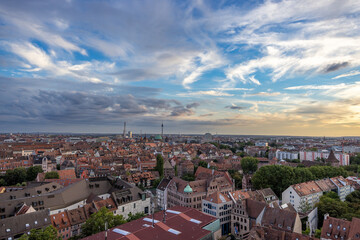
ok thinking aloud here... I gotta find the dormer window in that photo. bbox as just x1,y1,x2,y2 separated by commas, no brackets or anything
330,224,332,228
34,221,38,225
6,229,10,232
25,223,30,228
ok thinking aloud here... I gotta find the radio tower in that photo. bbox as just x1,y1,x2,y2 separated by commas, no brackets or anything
161,121,164,139
123,122,126,138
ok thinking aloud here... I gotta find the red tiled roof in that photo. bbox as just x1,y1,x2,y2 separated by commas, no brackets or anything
81,206,217,240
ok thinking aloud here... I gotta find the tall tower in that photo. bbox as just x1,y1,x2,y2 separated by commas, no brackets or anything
123,122,126,138
161,121,164,139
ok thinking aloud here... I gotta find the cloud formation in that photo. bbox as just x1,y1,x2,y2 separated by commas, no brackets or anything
1,0,360,135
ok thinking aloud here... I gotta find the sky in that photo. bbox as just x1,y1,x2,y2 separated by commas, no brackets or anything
1,0,360,136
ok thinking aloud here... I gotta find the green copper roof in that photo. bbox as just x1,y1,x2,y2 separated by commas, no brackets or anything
184,184,193,193
155,134,162,140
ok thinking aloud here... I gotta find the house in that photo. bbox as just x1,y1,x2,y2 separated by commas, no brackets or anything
231,199,302,239
202,191,232,235
156,178,171,210
320,214,360,240
163,159,175,178
282,177,351,213
51,211,71,240
249,225,319,240
0,210,50,239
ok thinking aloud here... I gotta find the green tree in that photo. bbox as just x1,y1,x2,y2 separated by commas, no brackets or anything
315,229,321,238
293,168,314,184
298,199,313,213
152,177,163,188
81,207,126,237
155,154,164,177
252,165,295,197
127,212,146,222
350,153,360,165
181,173,195,181
5,167,27,186
0,178,6,186
316,195,348,227
26,166,43,181
198,161,208,168
229,170,242,189
241,157,258,174
19,225,61,240
45,171,60,179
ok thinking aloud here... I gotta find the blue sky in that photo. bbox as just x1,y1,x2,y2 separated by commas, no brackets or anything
1,0,360,136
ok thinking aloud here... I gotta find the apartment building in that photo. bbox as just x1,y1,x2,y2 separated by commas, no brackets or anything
282,176,352,213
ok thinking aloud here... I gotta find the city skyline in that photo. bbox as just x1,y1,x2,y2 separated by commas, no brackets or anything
1,0,360,136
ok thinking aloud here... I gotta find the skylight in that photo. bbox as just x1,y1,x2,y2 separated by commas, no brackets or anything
143,217,159,223
168,228,181,235
113,228,130,235
190,219,201,224
166,210,181,214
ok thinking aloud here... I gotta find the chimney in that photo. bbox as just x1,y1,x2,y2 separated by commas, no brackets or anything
324,213,329,220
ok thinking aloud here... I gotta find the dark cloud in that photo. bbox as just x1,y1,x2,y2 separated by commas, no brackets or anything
200,113,213,117
186,102,200,109
225,105,245,110
324,62,349,73
110,69,164,82
0,82,197,127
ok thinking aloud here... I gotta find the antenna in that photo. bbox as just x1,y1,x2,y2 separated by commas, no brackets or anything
105,221,108,240
123,122,126,138
161,121,164,139
151,196,155,228
163,202,167,223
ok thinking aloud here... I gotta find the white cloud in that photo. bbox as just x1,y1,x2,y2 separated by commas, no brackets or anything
177,90,234,97
251,92,281,96
213,87,253,91
332,70,360,79
285,83,347,90
182,50,225,89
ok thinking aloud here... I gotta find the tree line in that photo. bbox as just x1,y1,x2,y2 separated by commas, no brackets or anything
0,166,43,186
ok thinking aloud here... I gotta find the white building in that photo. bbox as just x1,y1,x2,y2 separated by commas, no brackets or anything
276,150,299,160
202,191,232,235
156,178,171,210
299,150,350,165
255,141,268,147
282,176,352,213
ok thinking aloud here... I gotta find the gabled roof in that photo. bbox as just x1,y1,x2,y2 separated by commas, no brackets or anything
156,178,171,191
0,210,50,239
205,191,231,204
81,206,217,240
